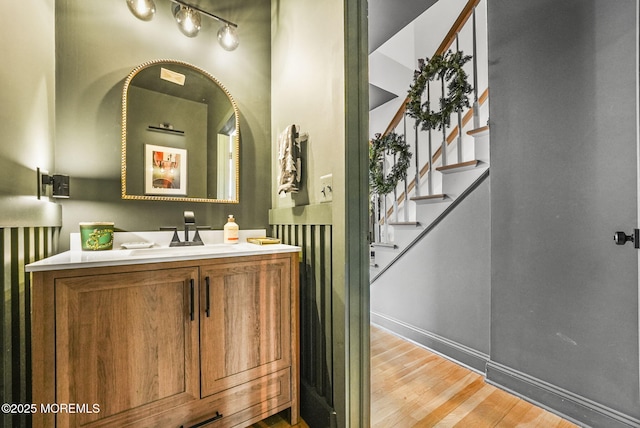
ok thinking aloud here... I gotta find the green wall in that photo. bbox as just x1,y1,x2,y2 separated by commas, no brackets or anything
0,0,61,225
1,4,60,426
1,2,370,428
271,1,370,427
126,87,208,197
53,0,271,250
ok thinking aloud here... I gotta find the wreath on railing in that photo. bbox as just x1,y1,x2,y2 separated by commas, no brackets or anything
406,50,473,131
369,132,412,196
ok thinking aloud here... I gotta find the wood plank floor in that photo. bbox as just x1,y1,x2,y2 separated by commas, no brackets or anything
371,325,578,427
251,325,579,427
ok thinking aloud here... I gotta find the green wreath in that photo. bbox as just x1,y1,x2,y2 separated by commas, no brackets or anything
369,132,412,196
406,50,473,131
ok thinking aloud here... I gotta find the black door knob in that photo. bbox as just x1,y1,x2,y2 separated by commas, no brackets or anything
614,229,640,248
614,231,632,245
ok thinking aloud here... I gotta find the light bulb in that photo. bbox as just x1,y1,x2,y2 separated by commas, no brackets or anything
173,5,201,38
126,0,156,21
217,24,239,51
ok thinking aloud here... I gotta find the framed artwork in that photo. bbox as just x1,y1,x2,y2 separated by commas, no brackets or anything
145,144,187,195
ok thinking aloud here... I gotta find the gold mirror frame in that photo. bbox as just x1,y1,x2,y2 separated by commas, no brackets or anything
121,59,240,203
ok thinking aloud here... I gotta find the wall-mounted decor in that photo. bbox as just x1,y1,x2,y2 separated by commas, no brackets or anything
277,124,305,195
406,50,473,132
369,131,412,196
145,144,187,195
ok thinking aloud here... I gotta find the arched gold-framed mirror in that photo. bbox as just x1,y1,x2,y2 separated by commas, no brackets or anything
121,59,240,203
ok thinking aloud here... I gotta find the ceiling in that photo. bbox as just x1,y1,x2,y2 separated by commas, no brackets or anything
368,0,440,110
175,0,440,111
368,0,439,53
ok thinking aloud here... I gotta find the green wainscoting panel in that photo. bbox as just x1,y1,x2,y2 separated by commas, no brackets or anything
271,222,336,428
2,226,60,428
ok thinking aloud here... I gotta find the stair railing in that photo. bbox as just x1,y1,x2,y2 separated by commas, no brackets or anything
371,0,487,243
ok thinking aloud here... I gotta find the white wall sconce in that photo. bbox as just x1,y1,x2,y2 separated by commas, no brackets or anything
126,0,239,51
38,168,70,199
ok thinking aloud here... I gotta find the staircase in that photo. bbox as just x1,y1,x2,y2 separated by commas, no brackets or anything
371,125,490,279
369,0,489,281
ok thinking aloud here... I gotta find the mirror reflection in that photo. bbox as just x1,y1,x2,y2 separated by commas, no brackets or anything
121,59,239,203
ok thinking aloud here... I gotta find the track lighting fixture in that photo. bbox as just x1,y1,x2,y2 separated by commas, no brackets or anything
126,0,156,21
172,4,201,38
126,0,239,51
217,24,240,51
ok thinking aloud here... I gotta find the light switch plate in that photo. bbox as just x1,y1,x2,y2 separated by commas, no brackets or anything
319,174,333,202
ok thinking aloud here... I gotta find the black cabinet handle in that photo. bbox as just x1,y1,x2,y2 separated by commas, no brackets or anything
205,276,211,318
190,278,195,321
180,411,223,428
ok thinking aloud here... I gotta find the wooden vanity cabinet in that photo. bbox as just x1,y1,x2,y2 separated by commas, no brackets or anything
199,256,293,398
31,252,299,428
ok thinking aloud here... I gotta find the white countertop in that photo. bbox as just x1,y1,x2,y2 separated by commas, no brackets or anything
26,229,299,272
26,242,300,272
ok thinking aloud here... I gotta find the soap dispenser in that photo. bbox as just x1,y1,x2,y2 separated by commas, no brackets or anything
224,215,239,244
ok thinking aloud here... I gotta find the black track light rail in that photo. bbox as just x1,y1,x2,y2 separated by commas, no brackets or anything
169,0,237,28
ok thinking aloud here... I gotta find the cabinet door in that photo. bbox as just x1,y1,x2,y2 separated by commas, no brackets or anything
200,256,292,397
55,267,200,427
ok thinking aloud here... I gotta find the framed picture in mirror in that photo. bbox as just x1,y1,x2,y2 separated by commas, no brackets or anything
144,144,187,195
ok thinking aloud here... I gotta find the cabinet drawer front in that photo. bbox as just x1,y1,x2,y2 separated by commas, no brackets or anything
54,267,200,427
135,368,292,428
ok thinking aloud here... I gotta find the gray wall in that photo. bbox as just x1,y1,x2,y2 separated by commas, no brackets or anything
488,0,640,425
53,0,271,250
371,176,492,372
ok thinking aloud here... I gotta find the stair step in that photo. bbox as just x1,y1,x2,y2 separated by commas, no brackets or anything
372,242,397,249
388,221,420,227
467,125,490,137
370,244,400,271
437,160,481,174
411,194,448,204
468,125,490,162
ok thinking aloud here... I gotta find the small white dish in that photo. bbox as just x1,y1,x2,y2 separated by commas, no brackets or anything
121,242,155,249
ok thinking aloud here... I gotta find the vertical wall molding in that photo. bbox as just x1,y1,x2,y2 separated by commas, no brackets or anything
272,222,336,428
2,226,59,428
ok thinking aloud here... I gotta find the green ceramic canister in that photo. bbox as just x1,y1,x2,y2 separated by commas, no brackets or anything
79,222,114,251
